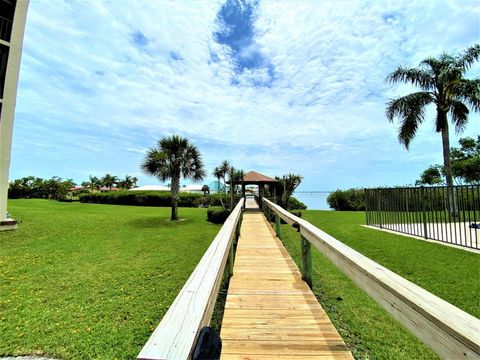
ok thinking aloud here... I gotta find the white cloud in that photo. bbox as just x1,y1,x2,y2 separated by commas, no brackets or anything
11,0,480,190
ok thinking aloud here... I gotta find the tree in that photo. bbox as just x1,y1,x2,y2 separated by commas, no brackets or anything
415,165,444,186
101,174,118,190
88,175,100,192
277,173,303,209
212,166,223,192
118,175,136,189
201,185,210,195
141,135,205,221
386,45,480,193
227,167,244,211
451,136,480,185
219,160,231,194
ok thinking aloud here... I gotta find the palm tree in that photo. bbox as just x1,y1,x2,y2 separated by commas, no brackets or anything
386,45,480,193
219,160,231,194
101,174,118,190
88,175,100,192
118,175,136,190
228,168,245,210
201,185,210,195
131,176,138,188
212,166,223,193
280,173,303,209
141,135,205,221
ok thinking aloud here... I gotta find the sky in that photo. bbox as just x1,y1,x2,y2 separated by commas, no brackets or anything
11,0,480,191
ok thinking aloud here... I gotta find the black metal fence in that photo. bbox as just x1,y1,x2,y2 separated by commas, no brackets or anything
365,185,480,250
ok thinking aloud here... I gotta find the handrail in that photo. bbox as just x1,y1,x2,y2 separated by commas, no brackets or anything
262,198,480,360
137,198,244,360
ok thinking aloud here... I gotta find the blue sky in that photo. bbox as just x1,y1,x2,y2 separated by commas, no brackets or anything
11,0,480,191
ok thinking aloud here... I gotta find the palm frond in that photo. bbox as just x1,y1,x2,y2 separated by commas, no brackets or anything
386,92,433,149
456,44,480,70
449,79,480,112
449,100,470,134
385,67,434,90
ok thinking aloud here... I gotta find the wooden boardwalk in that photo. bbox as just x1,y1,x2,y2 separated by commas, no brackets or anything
221,211,353,359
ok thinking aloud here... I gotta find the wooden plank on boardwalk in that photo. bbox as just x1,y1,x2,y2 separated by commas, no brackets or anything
221,212,353,359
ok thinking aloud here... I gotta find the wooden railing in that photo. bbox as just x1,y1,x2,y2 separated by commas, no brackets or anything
137,198,244,360
262,198,480,360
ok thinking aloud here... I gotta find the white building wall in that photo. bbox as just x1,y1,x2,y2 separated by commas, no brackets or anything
0,0,29,222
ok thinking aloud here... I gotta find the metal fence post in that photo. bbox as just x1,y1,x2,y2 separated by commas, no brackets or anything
422,186,428,239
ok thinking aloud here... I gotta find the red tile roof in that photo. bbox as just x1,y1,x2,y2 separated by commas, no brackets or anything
242,171,278,183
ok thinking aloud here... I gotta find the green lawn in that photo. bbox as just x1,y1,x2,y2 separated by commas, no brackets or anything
2,201,478,359
279,210,480,359
0,199,221,359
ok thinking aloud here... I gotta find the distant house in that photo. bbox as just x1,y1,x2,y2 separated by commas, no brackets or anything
180,185,203,193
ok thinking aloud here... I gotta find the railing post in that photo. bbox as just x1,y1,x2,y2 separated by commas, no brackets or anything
421,186,428,239
275,213,282,239
301,234,312,288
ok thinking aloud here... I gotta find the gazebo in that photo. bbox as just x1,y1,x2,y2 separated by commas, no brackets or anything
237,171,281,203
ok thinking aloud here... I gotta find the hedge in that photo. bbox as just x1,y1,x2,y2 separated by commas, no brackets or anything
79,191,240,208
327,188,365,211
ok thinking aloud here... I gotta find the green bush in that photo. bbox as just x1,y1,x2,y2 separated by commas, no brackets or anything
288,196,307,210
192,193,235,208
207,207,231,224
79,191,205,207
327,188,365,211
289,210,302,218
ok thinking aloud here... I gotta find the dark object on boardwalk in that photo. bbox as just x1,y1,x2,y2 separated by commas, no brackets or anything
192,326,222,360
470,223,480,229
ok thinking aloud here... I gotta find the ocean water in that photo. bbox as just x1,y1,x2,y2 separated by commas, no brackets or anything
294,192,331,210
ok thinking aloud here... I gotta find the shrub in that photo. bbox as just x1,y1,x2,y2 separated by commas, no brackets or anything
207,207,231,224
192,193,234,208
288,196,307,210
327,188,365,211
79,191,204,207
289,210,302,218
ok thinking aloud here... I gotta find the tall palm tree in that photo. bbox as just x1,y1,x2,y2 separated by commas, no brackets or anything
219,160,231,194
141,135,205,221
386,45,479,192
88,175,100,193
212,166,223,193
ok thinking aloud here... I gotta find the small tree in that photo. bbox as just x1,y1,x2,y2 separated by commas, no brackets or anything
278,174,303,209
141,135,205,221
451,136,480,185
202,185,210,195
415,165,444,186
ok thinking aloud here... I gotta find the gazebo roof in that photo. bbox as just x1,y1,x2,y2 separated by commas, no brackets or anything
242,171,279,184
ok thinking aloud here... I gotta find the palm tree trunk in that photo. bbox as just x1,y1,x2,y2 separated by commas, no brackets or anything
440,113,456,216
171,175,180,221
230,176,234,211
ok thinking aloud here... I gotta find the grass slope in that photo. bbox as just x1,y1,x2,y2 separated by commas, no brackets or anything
280,210,479,359
0,199,221,359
